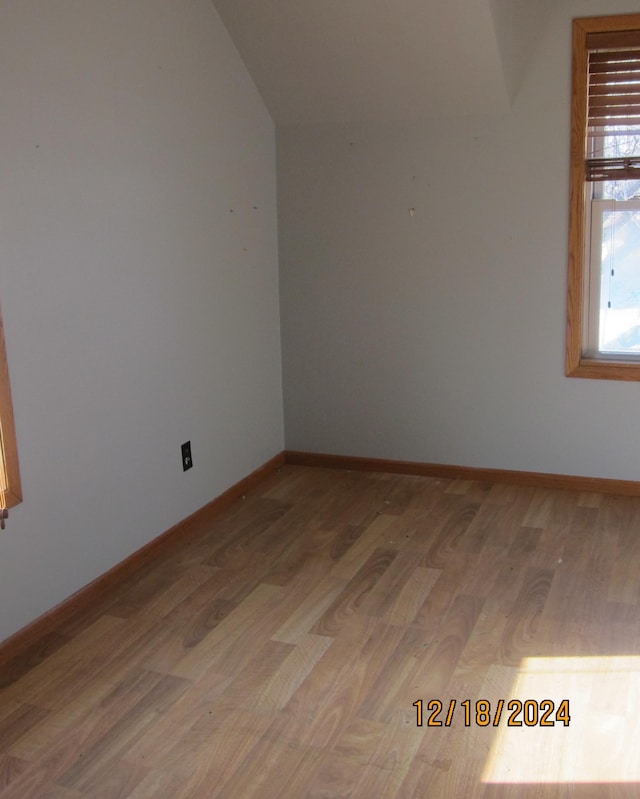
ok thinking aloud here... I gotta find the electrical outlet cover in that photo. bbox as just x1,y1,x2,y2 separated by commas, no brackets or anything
181,441,192,471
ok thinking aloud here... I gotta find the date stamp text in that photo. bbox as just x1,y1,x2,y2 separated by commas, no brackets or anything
413,699,571,728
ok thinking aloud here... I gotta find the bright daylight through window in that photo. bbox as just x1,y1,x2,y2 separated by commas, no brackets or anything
567,14,640,380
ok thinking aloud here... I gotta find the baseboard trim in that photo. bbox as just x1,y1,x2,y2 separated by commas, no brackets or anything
285,450,640,496
0,451,286,663
4,448,637,663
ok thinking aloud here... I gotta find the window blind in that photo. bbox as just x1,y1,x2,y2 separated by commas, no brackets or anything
586,30,640,181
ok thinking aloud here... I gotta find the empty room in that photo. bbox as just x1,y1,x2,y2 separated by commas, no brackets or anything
2,0,640,796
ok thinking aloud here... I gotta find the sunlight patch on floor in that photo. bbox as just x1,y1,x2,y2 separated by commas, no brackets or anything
480,656,640,784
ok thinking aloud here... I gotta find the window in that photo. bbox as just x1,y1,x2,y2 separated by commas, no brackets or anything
567,14,640,379
0,302,22,517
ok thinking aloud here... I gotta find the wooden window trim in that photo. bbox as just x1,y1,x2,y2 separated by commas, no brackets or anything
0,305,22,509
567,13,640,381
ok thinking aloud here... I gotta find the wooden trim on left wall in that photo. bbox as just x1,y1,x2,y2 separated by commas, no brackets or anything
0,451,286,663
0,302,22,508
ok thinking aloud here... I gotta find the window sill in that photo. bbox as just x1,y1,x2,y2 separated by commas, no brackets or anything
567,356,640,381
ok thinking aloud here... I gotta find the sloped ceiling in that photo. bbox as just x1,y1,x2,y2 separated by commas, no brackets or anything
211,0,557,126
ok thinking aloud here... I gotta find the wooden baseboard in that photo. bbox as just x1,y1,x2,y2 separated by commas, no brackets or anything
285,450,640,496
4,447,637,664
0,451,286,663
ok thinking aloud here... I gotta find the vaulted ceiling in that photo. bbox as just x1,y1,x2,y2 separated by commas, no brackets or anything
211,0,557,125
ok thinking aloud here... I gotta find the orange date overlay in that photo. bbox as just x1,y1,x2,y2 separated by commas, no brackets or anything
413,699,571,728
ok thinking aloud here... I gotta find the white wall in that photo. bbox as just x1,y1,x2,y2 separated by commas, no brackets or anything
279,0,640,482
0,0,283,642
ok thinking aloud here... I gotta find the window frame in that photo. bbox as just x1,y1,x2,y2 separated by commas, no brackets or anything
0,304,22,509
567,13,640,380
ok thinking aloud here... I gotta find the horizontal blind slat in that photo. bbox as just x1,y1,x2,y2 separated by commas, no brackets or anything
586,156,640,181
588,110,640,123
587,30,640,50
590,48,640,63
590,82,640,96
590,70,640,84
589,97,640,111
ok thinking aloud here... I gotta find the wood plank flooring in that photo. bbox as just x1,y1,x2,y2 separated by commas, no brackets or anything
2,465,640,797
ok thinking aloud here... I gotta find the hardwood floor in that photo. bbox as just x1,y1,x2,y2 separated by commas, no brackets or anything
1,465,640,797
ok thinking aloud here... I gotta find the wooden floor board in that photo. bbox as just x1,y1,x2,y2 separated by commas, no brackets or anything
2,464,640,797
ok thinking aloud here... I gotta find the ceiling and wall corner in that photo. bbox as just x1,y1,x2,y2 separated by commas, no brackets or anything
489,0,558,102
210,0,560,125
